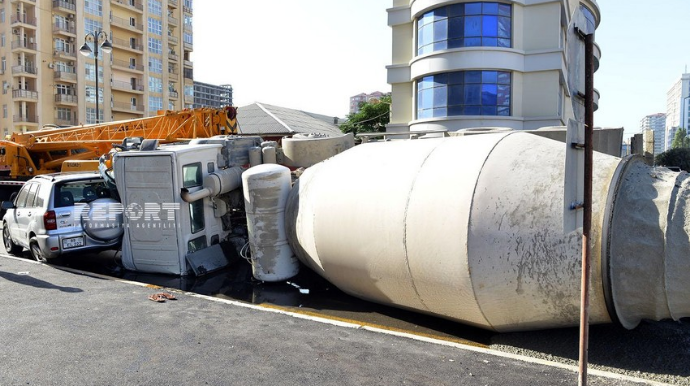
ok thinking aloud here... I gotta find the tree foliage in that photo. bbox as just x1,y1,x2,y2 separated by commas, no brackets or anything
671,127,690,149
655,147,690,172
340,95,391,135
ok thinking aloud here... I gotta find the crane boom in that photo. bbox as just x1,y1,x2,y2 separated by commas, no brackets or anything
0,107,238,193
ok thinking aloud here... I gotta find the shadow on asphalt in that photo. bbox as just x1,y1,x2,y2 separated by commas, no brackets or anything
0,270,83,293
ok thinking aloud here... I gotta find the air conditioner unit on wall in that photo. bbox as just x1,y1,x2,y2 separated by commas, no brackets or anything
68,14,74,19
12,29,19,35
68,61,75,66
68,37,74,42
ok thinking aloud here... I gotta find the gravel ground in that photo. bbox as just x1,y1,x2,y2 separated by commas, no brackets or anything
491,319,690,385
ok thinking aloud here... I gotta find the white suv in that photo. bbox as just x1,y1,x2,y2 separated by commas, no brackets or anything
2,172,123,261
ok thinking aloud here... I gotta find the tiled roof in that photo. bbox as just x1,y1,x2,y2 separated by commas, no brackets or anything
236,103,344,137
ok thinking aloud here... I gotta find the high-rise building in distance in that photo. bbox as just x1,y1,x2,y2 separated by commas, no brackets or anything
193,82,232,108
665,73,690,150
0,0,194,137
639,113,666,156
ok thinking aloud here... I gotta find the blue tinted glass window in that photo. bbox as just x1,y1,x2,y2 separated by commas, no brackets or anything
416,71,511,118
417,2,512,55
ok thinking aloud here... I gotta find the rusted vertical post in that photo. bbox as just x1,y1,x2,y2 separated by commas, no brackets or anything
578,32,595,386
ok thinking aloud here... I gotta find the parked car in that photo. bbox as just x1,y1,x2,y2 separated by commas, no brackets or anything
1,172,123,261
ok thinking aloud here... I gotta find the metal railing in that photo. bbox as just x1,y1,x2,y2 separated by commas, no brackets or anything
168,15,178,26
11,40,36,50
12,89,38,100
168,52,179,61
111,79,144,92
52,0,76,11
112,59,144,72
53,49,76,57
54,117,77,126
112,101,144,112
55,94,78,104
169,0,178,7
54,70,77,82
13,115,38,123
168,67,179,75
110,0,143,12
10,15,37,26
112,37,143,51
111,15,143,31
169,90,178,98
53,22,76,34
168,35,178,45
11,65,36,75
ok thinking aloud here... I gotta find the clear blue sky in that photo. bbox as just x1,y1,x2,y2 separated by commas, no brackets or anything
194,0,690,136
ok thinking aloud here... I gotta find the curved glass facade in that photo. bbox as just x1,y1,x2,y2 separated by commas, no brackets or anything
417,2,512,56
417,70,511,119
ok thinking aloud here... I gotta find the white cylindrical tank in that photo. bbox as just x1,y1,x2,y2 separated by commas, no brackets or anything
262,146,277,164
281,133,355,168
285,133,690,332
243,164,299,282
249,146,263,167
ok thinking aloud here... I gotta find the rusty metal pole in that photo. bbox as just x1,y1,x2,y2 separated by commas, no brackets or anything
578,32,595,386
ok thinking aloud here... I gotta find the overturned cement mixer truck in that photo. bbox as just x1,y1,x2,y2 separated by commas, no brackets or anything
269,132,690,333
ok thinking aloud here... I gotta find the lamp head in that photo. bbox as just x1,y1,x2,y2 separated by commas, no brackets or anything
79,43,92,57
100,39,113,54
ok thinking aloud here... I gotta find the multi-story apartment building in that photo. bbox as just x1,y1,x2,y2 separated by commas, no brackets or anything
349,91,387,114
193,81,232,108
639,113,666,156
665,73,690,150
0,0,193,137
386,0,601,134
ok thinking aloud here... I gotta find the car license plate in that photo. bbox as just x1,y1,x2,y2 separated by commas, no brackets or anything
62,237,84,249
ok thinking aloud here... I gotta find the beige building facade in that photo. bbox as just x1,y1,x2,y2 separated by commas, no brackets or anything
0,0,193,136
386,0,601,133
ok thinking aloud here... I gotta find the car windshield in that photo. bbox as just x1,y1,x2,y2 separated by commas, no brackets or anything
54,179,110,208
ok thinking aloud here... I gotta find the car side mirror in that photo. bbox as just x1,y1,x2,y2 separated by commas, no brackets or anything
1,200,15,210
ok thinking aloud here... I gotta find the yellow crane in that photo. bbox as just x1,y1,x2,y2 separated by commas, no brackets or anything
0,107,238,199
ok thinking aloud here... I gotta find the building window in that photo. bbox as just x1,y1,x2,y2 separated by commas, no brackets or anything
56,84,74,95
0,9,5,23
417,2,512,56
57,107,72,121
184,84,194,97
184,14,193,29
1,34,4,47
148,0,162,16
416,70,511,119
2,105,6,119
147,17,162,35
148,57,162,74
85,86,104,104
149,96,163,112
148,76,163,93
580,5,595,33
84,19,102,39
84,63,103,82
84,0,103,17
86,108,103,124
148,37,162,54
183,33,193,45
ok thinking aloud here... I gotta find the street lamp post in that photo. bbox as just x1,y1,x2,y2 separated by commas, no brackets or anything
79,30,112,124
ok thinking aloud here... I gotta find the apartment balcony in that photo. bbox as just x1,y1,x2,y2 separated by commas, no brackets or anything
12,89,38,101
169,90,178,99
112,59,144,73
168,67,179,76
53,48,76,60
168,52,179,62
168,15,179,27
52,0,76,13
183,41,193,51
11,65,37,76
112,37,143,53
11,0,37,3
183,5,192,14
183,59,192,68
184,94,193,104
54,70,77,83
168,35,178,45
111,15,144,33
111,0,143,13
112,101,144,113
13,115,39,125
54,94,78,106
10,40,36,52
168,0,178,8
53,22,76,36
54,117,77,126
11,15,37,28
112,79,144,93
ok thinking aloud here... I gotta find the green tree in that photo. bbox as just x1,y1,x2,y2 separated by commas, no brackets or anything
655,147,690,172
671,127,690,149
340,95,391,136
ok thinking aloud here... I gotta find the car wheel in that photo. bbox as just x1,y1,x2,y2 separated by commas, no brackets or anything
29,237,46,263
3,223,22,256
